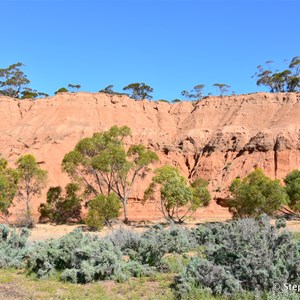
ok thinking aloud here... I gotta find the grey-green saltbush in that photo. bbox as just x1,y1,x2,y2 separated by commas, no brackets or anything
121,260,155,279
0,224,30,268
175,216,300,298
174,257,242,298
27,228,157,283
27,228,124,283
106,227,141,255
137,224,195,267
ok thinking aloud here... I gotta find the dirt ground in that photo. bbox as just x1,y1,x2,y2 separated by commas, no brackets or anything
25,217,300,242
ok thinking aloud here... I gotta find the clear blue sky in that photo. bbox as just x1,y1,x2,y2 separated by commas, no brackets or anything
1,0,299,100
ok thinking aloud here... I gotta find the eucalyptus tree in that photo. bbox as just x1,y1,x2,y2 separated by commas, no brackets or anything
284,170,300,212
62,126,158,223
68,84,81,93
123,82,153,100
16,154,48,227
213,83,231,96
0,62,30,98
99,84,115,94
253,56,300,92
144,165,210,223
228,169,288,218
181,84,205,101
0,158,19,223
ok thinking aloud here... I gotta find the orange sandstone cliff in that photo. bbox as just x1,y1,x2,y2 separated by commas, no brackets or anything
1,92,300,221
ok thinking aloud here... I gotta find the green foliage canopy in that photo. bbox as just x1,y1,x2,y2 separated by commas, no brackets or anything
62,126,158,222
212,83,231,96
16,154,48,227
0,63,30,98
54,87,68,94
39,183,82,224
284,170,300,211
0,158,19,222
21,88,49,99
85,193,121,230
181,84,205,101
144,165,210,223
228,169,288,218
253,56,300,92
122,82,153,100
68,84,81,92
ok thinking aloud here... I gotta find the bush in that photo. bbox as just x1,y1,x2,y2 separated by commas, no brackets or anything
228,169,288,218
174,257,241,298
137,224,195,267
175,216,300,298
0,224,30,268
121,260,155,278
145,166,210,223
26,228,124,282
26,228,159,283
54,87,68,94
284,170,300,211
105,227,141,255
39,183,82,224
85,193,121,230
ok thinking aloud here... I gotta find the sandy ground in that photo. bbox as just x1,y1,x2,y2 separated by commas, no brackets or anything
25,217,300,242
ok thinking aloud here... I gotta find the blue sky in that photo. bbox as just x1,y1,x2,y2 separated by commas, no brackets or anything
1,0,299,100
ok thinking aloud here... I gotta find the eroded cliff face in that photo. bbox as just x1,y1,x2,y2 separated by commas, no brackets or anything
1,92,300,221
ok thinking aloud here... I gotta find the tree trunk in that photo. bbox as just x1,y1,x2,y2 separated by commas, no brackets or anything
26,184,35,228
123,199,129,224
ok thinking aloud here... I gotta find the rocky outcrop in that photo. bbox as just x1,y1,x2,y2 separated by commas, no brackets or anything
1,92,300,221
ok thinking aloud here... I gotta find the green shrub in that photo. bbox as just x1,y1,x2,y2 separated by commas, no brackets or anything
0,158,19,222
176,216,300,298
0,224,30,268
54,87,68,94
228,169,288,218
284,170,300,211
39,183,82,224
85,193,121,230
145,166,210,223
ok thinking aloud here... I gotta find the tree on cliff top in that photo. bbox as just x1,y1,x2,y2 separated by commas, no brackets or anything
99,84,128,96
181,84,205,101
62,125,159,223
123,82,153,100
68,84,81,93
253,56,300,93
54,87,69,94
0,63,30,98
0,63,48,99
213,83,231,96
